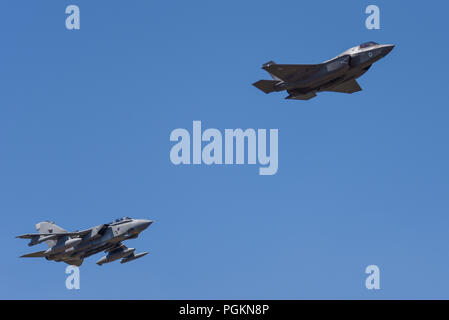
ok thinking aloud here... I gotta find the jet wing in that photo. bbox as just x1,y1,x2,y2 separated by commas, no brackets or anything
262,62,321,82
17,230,90,239
20,250,46,258
327,79,362,94
17,229,92,246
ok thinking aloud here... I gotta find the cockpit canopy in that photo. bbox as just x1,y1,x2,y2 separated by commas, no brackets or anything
359,41,379,49
110,217,132,224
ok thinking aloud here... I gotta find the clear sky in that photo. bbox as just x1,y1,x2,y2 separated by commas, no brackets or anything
1,0,448,299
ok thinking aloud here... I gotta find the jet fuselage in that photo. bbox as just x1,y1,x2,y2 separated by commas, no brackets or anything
18,217,153,266
253,42,395,100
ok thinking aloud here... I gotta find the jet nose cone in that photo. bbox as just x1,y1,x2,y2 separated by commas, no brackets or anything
139,219,153,230
382,44,395,55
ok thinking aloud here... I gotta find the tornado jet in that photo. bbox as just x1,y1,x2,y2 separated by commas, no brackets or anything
253,41,395,100
17,217,153,266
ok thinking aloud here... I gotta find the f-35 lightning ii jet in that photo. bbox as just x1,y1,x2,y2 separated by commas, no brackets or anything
17,217,153,266
253,41,395,100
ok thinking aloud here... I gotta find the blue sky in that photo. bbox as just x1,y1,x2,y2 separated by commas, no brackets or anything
0,0,448,299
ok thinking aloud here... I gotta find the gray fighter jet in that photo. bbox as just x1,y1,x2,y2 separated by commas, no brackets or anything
253,41,394,100
17,217,153,266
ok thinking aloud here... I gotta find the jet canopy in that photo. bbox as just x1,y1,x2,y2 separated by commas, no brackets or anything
110,217,132,224
359,41,378,49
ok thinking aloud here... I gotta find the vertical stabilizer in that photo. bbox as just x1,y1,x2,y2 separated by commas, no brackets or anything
262,61,283,81
35,221,67,248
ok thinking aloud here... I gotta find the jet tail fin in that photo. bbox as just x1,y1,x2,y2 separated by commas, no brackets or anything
252,80,281,94
262,61,283,80
35,221,68,248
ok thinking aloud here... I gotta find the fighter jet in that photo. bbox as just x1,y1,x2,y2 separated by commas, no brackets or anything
253,41,395,100
17,217,153,266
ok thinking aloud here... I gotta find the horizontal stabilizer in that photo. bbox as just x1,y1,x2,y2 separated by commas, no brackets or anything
17,233,66,239
20,250,46,258
252,80,281,94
